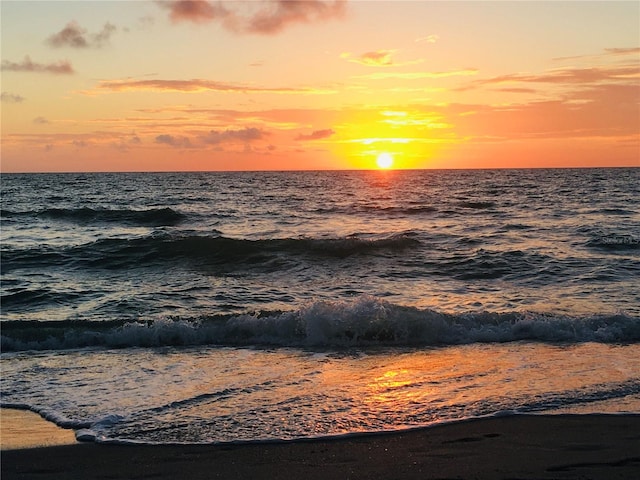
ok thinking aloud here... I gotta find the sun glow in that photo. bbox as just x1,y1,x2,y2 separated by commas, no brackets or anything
376,152,394,169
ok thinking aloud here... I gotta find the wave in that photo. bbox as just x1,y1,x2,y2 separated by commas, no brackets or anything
434,249,561,281
1,207,185,226
2,297,638,351
587,207,637,216
0,233,421,272
359,205,438,215
312,203,500,217
457,201,496,210
310,205,439,216
1,288,84,308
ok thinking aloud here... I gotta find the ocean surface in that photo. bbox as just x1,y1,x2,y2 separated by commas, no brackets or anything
1,168,639,444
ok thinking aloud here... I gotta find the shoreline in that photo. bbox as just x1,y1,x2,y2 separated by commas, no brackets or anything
2,413,639,479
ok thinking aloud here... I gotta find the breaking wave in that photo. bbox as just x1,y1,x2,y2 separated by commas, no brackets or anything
2,296,638,351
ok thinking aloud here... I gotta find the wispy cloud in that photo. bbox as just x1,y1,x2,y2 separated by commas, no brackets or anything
154,127,268,149
1,92,25,103
342,50,424,68
444,82,640,141
415,34,439,44
459,65,639,90
493,87,539,94
201,127,267,144
343,50,394,67
353,69,478,80
604,47,640,56
47,21,116,48
91,78,335,94
155,134,193,148
33,116,50,124
295,128,335,141
157,0,346,35
553,47,640,62
1,56,74,74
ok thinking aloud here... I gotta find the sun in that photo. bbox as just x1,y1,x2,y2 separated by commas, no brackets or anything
376,152,394,169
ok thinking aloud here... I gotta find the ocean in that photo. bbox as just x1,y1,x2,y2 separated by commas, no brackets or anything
1,168,639,444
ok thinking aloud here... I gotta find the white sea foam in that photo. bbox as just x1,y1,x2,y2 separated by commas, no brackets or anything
3,341,639,445
2,296,638,351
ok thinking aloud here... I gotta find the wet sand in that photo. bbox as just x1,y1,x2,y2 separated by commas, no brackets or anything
1,409,77,450
2,413,639,479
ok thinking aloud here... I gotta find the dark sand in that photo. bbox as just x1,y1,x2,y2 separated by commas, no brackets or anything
2,414,640,479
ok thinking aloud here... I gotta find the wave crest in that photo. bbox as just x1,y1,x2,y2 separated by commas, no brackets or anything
2,297,638,352
1,233,421,272
2,207,185,226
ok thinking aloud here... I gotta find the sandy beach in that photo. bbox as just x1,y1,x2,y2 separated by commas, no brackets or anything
2,412,639,480
1,409,77,451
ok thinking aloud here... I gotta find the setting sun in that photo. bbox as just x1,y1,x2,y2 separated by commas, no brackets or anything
376,153,394,169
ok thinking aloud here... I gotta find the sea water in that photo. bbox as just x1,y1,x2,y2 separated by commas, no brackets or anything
1,169,639,444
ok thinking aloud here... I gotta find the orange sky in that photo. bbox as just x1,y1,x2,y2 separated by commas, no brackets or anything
1,1,639,172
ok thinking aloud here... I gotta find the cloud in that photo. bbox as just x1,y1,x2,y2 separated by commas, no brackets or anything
459,65,639,90
5,131,143,153
47,21,116,48
553,47,640,62
153,127,267,150
354,69,478,80
202,127,267,144
111,135,143,153
494,87,539,94
348,50,394,67
47,22,88,48
33,116,50,124
158,0,229,24
155,134,193,148
295,128,335,141
1,56,74,74
441,81,640,142
93,22,117,46
342,50,424,68
157,0,346,35
244,0,347,35
416,34,439,44
1,92,25,103
604,47,640,56
92,78,335,94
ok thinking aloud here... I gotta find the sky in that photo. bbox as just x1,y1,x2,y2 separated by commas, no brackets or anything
1,0,639,172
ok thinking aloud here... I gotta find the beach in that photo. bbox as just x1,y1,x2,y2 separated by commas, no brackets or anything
2,413,639,480
2,170,638,472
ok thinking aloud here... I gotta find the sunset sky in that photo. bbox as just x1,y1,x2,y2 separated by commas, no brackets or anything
2,0,639,172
